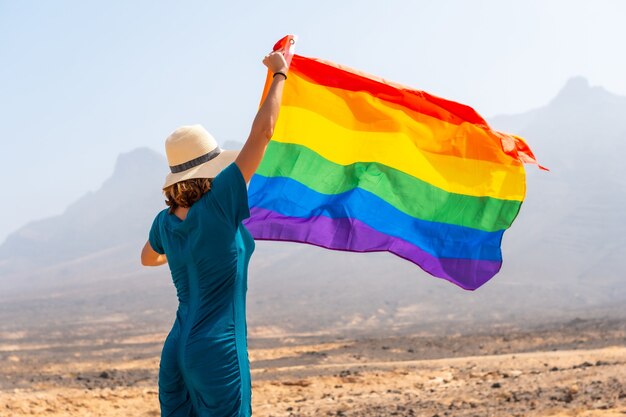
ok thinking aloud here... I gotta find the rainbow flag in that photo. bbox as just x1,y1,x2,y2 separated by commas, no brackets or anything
244,38,542,290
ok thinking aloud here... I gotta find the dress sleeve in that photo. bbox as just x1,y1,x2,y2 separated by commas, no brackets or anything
148,212,165,254
210,162,250,226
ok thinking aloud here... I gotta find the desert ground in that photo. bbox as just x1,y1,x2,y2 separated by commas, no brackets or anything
0,315,624,417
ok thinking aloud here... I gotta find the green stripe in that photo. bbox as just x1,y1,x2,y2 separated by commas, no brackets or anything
257,141,522,232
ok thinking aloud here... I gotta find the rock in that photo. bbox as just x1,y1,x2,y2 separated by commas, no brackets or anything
592,401,610,410
282,380,311,387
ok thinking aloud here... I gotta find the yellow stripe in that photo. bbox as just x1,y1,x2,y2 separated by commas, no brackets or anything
273,105,526,200
283,72,520,166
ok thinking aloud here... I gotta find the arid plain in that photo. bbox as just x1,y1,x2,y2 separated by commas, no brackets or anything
1,313,624,417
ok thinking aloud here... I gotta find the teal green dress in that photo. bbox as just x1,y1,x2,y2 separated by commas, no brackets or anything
148,163,254,417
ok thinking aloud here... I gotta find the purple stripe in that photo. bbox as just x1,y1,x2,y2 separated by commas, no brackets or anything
244,207,501,291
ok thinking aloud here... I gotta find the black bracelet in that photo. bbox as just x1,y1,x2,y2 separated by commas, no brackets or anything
273,72,287,80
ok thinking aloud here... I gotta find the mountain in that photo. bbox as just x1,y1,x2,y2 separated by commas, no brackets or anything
0,148,167,288
3,148,166,260
1,81,624,336
492,76,626,177
490,76,626,299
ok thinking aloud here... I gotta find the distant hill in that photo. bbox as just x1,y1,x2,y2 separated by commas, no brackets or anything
1,80,624,336
1,148,165,262
490,76,626,302
0,148,166,288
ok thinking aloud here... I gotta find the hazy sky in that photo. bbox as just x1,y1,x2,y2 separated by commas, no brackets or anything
2,0,626,243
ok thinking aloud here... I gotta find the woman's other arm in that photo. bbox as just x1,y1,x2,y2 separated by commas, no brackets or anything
235,51,289,183
141,241,168,266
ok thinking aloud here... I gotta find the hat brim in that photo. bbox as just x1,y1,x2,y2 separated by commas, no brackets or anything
162,149,239,190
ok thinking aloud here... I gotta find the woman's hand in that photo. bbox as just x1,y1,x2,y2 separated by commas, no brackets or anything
263,50,288,74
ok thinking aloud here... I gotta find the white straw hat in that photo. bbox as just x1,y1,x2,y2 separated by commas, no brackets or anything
162,124,238,190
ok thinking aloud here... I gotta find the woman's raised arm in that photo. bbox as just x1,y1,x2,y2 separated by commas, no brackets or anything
235,51,289,183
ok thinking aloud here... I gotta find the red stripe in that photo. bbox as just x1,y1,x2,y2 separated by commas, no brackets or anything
290,55,488,128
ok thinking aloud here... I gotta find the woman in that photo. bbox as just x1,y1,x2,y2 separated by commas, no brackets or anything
140,50,288,417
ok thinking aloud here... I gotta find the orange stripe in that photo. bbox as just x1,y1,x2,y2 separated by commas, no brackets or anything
282,71,521,166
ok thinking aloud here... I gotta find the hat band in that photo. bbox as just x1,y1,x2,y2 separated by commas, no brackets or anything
169,147,222,173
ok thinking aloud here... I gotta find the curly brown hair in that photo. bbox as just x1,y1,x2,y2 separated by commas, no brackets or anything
164,178,213,214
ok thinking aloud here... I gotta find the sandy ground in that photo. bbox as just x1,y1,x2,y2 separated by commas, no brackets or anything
252,346,626,417
0,319,624,416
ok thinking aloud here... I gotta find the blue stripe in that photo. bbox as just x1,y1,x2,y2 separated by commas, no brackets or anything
248,174,504,261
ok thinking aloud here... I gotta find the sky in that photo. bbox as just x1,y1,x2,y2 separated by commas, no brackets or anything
1,0,626,244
